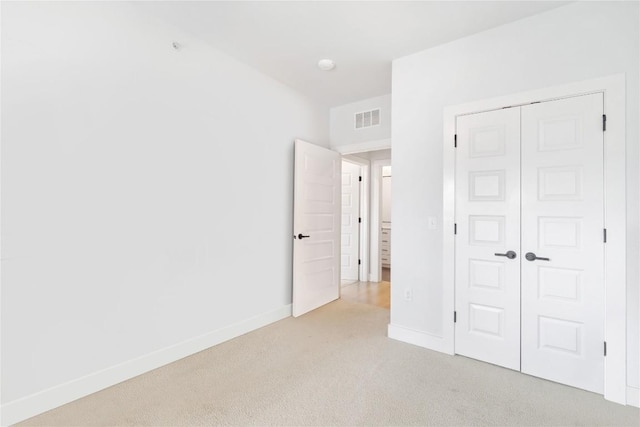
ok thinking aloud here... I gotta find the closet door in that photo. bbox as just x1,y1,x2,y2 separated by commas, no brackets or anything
454,108,521,370
520,94,605,393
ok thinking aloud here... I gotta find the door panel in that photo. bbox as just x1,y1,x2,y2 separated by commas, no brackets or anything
520,94,605,393
341,161,360,282
293,139,341,317
455,108,521,371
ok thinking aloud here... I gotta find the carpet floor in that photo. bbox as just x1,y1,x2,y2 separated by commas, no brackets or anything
19,299,639,426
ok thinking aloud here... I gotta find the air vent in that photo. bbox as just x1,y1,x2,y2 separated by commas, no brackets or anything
355,108,381,129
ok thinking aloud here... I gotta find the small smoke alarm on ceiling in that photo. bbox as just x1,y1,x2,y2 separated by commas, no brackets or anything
317,59,336,71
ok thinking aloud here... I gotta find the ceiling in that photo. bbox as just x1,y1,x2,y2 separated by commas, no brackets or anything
136,1,570,107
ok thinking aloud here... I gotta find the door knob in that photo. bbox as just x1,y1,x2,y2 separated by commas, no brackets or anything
494,250,517,259
297,233,310,240
525,252,550,261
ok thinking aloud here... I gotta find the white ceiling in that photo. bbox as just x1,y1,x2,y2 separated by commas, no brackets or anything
137,1,569,107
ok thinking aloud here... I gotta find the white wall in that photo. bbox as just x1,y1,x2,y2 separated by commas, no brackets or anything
391,1,639,391
1,0,328,415
330,94,391,150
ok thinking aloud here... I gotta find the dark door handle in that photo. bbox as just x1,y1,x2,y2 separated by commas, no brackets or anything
494,250,517,259
525,252,550,261
297,233,310,240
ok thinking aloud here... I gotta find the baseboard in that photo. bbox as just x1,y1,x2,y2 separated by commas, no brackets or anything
387,323,453,355
627,386,639,408
1,304,292,426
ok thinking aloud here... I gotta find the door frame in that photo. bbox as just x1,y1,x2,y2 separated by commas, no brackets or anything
442,74,627,404
336,141,392,283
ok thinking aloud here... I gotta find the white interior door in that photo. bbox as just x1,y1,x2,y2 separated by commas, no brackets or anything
454,108,521,371
454,93,606,393
341,161,360,283
293,139,341,317
520,93,605,393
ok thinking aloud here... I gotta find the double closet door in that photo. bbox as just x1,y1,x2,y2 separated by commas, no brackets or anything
454,93,605,394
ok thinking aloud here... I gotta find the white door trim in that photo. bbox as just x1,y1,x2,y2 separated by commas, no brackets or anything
442,74,627,404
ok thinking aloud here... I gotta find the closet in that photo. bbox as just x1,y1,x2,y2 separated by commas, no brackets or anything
454,93,605,393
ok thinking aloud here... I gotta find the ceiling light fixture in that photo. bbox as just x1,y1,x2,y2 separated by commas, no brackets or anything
317,59,336,71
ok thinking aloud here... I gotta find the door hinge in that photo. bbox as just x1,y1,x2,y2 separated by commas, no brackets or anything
603,114,607,131
358,217,362,224
603,228,607,243
359,175,362,182
604,341,607,356
454,311,457,323
358,259,361,265
454,134,457,148
454,223,457,235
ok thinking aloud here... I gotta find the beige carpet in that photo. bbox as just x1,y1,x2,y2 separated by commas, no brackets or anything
19,299,639,426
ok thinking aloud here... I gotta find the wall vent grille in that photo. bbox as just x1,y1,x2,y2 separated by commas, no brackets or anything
355,108,381,129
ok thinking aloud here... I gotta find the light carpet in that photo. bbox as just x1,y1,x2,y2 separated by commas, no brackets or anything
19,299,639,426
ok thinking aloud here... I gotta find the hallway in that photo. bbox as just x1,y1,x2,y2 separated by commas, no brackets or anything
341,278,390,309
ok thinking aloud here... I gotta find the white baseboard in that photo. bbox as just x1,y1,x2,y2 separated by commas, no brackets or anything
387,323,453,355
1,304,292,426
627,386,639,408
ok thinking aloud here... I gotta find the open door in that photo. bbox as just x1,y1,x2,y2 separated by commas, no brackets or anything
293,139,341,317
340,160,361,283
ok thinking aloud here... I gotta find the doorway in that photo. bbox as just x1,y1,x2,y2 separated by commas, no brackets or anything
292,141,391,316
339,149,391,310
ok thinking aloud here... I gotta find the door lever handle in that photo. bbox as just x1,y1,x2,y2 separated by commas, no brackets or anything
494,250,517,259
525,252,550,261
297,233,310,240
